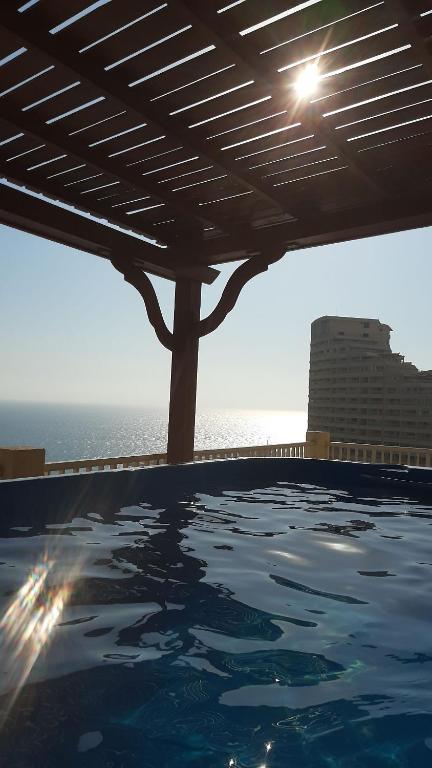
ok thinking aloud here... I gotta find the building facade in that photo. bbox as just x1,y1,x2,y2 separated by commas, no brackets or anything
308,316,432,448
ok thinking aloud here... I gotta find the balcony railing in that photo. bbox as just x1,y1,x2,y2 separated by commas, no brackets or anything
330,442,432,468
44,442,306,476
2,433,432,480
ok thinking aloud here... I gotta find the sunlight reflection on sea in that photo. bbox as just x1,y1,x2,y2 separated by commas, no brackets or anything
0,403,307,461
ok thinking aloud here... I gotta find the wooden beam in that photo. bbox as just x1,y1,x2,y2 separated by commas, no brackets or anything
192,191,432,262
294,204,432,248
0,182,220,283
0,157,168,251
0,181,165,265
283,190,432,247
167,280,202,464
0,182,109,258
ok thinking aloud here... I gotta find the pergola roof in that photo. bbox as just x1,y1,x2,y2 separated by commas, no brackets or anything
1,0,432,275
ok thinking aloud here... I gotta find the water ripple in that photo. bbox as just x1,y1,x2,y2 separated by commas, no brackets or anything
1,475,432,767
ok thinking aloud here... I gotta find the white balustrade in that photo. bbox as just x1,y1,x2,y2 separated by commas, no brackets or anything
44,442,306,476
4,437,430,480
329,442,432,468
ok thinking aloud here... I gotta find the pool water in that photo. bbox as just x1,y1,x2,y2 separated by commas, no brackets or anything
1,468,432,767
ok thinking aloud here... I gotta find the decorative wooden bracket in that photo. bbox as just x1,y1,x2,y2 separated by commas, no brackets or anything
196,249,286,339
111,259,174,351
113,249,286,351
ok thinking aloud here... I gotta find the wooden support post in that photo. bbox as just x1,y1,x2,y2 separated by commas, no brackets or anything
112,251,285,465
167,279,202,464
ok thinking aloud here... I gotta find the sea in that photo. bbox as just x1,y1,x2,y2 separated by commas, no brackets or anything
0,402,307,462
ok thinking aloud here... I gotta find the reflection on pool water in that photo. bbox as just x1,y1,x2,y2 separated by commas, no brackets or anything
1,472,432,767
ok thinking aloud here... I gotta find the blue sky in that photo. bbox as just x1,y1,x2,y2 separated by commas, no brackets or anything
1,220,432,411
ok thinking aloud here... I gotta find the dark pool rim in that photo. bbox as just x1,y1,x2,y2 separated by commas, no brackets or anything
1,457,432,526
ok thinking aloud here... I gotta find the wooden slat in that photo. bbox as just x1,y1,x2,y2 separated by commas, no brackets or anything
191,97,287,144
21,0,117,31
241,0,389,60
3,63,79,111
130,47,235,103
334,92,432,141
1,158,170,242
220,122,309,160
54,99,130,136
104,27,218,87
358,127,432,165
322,67,432,127
0,179,209,280
346,115,432,151
230,133,321,167
31,0,161,47
121,143,198,175
391,0,432,80
261,2,395,74
81,6,192,71
1,132,44,159
308,45,420,100
203,0,325,41
279,27,413,86
272,166,371,215
172,81,269,132
22,83,104,125
208,113,305,157
314,64,429,116
153,63,241,113
0,49,55,97
258,147,343,181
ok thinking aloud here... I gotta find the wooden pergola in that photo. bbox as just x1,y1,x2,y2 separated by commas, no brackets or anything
1,0,432,463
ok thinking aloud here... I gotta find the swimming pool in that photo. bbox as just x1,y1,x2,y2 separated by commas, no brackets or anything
0,458,432,767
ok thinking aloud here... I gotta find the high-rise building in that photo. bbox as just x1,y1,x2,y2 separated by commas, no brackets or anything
308,316,432,448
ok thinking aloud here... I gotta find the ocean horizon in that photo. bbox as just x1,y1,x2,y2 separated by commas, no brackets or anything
0,401,307,462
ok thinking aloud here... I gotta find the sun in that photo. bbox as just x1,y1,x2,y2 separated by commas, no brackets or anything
294,63,320,98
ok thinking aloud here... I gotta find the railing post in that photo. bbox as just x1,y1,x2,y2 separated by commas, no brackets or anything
167,279,202,465
305,431,331,459
0,446,45,479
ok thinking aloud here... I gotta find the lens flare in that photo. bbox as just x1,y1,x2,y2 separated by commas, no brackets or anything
0,555,72,727
294,63,320,98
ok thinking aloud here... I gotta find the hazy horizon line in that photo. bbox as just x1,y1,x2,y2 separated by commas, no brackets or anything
0,398,307,414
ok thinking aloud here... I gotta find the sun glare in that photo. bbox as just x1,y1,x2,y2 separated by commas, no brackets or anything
294,64,320,98
0,553,78,728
